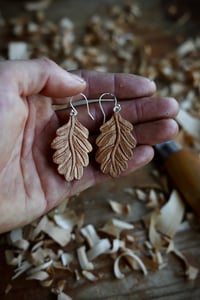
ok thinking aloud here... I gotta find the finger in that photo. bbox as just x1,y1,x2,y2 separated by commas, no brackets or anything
55,96,179,131
134,119,179,145
52,70,156,105
74,70,156,99
0,58,86,97
121,97,179,124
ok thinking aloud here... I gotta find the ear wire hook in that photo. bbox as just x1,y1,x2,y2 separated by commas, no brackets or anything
70,96,78,116
70,93,95,120
99,92,121,123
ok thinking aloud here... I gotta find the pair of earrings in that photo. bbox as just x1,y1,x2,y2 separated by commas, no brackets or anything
51,93,137,181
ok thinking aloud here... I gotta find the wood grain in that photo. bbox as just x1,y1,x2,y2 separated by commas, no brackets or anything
96,112,137,177
51,115,92,181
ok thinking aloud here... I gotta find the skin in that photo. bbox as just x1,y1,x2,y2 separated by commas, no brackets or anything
0,58,179,233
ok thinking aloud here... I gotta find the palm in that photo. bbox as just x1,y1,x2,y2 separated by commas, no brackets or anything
0,59,178,233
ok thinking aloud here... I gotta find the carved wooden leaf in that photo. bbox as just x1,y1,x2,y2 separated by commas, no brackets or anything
95,112,137,177
51,116,92,181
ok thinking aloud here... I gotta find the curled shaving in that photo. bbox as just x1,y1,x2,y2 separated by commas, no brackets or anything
114,250,148,279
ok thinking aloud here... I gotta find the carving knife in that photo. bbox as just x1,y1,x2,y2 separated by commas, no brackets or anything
154,140,200,217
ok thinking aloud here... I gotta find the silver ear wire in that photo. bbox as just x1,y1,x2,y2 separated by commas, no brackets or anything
80,93,95,120
70,93,95,120
70,96,78,116
99,92,121,123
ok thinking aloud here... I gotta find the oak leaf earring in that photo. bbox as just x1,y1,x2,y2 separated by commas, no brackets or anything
95,93,137,177
51,93,94,182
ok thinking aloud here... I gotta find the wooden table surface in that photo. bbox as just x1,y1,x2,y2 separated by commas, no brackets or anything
1,167,200,300
0,0,200,299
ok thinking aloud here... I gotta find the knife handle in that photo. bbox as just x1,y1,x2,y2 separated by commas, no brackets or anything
163,148,200,217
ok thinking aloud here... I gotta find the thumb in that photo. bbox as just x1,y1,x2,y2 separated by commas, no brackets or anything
0,58,86,98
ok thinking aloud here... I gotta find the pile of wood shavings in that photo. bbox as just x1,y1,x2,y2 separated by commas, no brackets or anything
4,189,199,299
0,1,199,118
1,1,200,298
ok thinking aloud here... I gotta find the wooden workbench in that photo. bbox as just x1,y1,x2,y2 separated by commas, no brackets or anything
0,168,200,300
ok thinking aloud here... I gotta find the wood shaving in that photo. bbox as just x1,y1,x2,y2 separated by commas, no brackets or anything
53,210,80,230
74,269,81,281
176,39,196,57
82,270,98,282
123,187,135,196
77,246,94,271
4,284,12,295
144,190,185,251
12,261,32,280
80,224,100,247
8,42,29,60
26,270,50,281
5,250,21,266
100,219,134,238
148,211,163,251
60,252,73,267
108,199,131,215
146,189,160,209
87,238,111,261
51,280,66,294
176,109,200,140
135,189,147,201
106,239,125,254
155,190,185,238
25,0,52,11
57,292,72,300
167,241,199,280
30,215,71,247
114,249,148,279
27,259,53,275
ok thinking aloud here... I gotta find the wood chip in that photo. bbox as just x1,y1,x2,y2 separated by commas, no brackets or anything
114,249,147,279
155,190,185,238
87,238,111,261
82,270,98,282
108,199,131,215
4,284,12,294
30,216,71,247
25,0,52,11
57,292,72,300
167,241,199,280
176,109,200,140
8,42,29,60
77,246,94,271
26,271,49,281
80,224,100,247
135,189,147,201
100,219,134,238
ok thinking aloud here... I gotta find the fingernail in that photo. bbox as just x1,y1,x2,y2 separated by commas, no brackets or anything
148,79,156,91
150,79,156,87
71,73,86,84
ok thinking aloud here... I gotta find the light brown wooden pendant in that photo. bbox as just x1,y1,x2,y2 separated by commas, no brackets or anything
95,111,137,177
51,116,92,181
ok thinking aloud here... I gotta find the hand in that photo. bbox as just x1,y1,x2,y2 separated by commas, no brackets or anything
0,58,179,233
